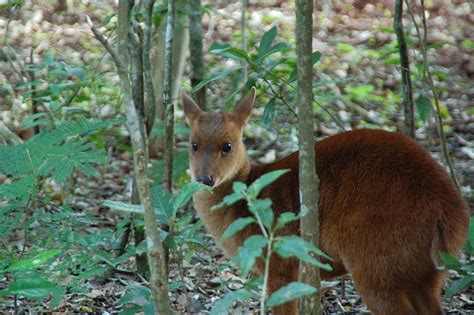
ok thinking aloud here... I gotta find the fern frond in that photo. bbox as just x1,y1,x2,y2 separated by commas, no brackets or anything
0,117,122,202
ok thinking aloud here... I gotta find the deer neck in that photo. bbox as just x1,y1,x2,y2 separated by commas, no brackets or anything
192,155,251,257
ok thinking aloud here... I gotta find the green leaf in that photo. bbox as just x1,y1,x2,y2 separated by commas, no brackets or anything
20,112,50,129
174,182,207,210
259,26,277,58
210,289,253,315
116,284,151,304
143,302,155,315
274,236,332,271
233,182,247,193
312,51,322,64
262,97,276,127
248,169,289,198
191,66,242,93
220,217,256,242
152,187,174,222
274,212,300,232
8,249,61,271
445,274,474,297
462,38,474,50
415,94,432,122
267,282,316,308
249,198,273,230
209,43,249,61
51,160,74,183
256,43,290,65
223,87,240,112
104,200,144,214
336,43,354,54
0,277,58,298
233,235,267,276
211,182,247,211
467,217,474,249
49,286,66,308
211,191,245,211
440,252,463,270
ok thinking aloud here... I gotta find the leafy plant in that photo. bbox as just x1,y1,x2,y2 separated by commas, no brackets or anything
194,26,322,123
208,170,332,313
0,117,122,310
441,217,474,298
105,181,210,313
0,117,121,205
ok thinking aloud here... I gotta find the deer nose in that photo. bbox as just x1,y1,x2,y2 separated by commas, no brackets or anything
197,175,214,187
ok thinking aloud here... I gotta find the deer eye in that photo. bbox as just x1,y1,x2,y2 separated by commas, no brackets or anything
191,143,198,152
222,142,232,153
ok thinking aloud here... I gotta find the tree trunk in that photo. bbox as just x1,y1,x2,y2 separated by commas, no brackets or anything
295,0,322,314
162,0,175,194
394,0,415,138
189,0,206,110
112,2,172,313
149,0,189,157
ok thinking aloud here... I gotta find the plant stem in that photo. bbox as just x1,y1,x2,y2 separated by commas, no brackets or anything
261,233,273,315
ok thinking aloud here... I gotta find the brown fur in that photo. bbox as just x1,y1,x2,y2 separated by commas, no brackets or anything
182,90,470,315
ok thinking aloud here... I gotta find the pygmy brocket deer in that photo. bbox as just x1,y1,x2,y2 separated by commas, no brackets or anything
181,88,470,315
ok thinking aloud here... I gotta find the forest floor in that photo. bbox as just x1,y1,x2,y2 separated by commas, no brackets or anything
0,0,473,313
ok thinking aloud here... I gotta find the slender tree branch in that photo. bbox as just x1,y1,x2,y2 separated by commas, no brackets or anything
162,0,175,192
394,0,415,138
404,0,461,190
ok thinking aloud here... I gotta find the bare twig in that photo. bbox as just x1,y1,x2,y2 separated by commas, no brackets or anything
251,62,346,130
393,0,415,138
404,0,461,190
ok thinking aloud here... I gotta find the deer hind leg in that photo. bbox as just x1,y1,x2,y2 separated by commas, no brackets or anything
407,271,445,315
350,271,416,315
266,257,299,315
267,274,298,315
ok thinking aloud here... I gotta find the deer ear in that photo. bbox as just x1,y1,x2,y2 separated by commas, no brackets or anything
234,87,256,125
181,91,202,125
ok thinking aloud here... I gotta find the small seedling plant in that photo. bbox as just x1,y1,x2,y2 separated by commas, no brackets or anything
209,170,332,314
105,181,209,314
